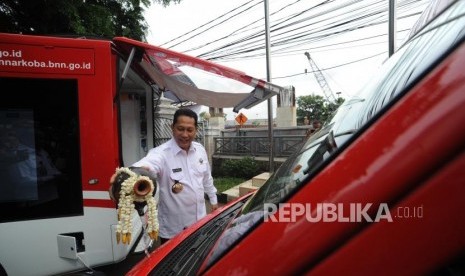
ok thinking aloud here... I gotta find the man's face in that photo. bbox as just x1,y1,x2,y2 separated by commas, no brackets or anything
172,115,197,151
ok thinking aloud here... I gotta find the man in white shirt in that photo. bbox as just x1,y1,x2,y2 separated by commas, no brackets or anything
130,108,218,244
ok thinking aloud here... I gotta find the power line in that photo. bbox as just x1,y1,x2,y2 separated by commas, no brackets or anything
200,9,420,62
151,0,429,88
159,0,260,48
191,0,426,61
179,0,308,53
216,30,408,62
272,51,386,80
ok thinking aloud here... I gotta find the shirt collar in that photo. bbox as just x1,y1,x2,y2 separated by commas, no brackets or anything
168,138,195,155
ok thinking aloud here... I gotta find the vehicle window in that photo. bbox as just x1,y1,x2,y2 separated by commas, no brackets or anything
404,0,456,41
357,1,465,127
203,1,465,270
0,77,83,222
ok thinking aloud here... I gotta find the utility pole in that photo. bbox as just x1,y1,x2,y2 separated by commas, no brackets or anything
389,0,397,56
264,0,274,173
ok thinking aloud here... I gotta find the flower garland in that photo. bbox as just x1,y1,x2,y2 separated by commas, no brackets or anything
115,167,159,245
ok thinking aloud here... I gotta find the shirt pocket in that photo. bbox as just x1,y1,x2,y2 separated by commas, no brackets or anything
169,170,188,194
169,170,185,183
192,163,207,177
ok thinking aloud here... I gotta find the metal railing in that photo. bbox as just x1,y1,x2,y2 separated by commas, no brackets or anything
213,135,306,158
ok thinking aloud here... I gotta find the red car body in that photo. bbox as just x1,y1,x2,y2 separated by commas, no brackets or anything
128,1,465,275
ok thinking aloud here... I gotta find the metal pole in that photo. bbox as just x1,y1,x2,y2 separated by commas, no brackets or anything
389,0,397,56
264,0,274,173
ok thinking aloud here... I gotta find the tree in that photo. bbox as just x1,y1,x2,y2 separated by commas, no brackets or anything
154,0,182,6
0,0,181,41
199,111,209,122
296,95,345,125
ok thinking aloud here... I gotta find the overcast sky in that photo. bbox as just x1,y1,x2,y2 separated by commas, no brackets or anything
144,0,430,120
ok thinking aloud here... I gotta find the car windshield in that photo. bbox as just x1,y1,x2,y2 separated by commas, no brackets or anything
202,1,465,271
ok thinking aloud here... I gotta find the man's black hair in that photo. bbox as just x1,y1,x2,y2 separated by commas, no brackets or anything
173,108,198,127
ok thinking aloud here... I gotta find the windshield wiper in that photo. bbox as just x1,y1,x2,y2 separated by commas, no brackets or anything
152,201,244,276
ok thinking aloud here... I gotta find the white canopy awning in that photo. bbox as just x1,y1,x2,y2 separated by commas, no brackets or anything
113,37,286,112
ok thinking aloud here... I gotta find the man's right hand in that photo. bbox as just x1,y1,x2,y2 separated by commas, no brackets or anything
108,173,117,201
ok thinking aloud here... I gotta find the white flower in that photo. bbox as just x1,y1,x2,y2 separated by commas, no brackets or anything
114,167,159,245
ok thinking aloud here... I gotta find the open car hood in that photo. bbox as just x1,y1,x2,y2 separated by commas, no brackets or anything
113,37,285,112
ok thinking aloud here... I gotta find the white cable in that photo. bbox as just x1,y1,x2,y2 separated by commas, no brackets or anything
77,253,95,274
140,213,154,257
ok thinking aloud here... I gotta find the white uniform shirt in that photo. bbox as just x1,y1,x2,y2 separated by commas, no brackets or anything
132,138,217,239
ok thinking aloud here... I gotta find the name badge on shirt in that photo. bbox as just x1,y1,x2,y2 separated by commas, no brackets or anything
172,168,182,173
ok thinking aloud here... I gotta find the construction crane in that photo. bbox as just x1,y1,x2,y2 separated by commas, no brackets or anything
304,52,337,103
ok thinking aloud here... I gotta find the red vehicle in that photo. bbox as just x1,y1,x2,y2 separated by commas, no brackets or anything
0,33,281,275
128,1,465,275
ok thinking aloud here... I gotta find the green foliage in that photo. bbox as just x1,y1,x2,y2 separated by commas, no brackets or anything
221,157,259,179
214,177,246,193
297,95,345,124
199,111,209,121
0,0,162,41
153,0,182,7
